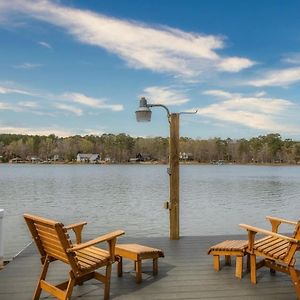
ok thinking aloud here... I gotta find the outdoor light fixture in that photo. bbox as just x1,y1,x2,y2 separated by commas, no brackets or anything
135,96,178,240
135,97,197,240
135,97,152,122
135,97,171,122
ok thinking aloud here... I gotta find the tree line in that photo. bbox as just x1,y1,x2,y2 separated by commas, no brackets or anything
0,133,300,164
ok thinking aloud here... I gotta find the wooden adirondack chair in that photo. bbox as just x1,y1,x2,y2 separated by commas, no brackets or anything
24,214,124,300
240,216,300,299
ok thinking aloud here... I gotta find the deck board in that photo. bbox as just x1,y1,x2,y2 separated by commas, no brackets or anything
0,234,297,299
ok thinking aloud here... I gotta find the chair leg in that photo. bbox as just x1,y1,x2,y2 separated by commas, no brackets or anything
250,254,257,284
246,254,250,272
33,257,50,300
153,258,158,275
289,267,300,300
64,272,75,300
104,263,112,300
117,256,123,277
235,256,243,279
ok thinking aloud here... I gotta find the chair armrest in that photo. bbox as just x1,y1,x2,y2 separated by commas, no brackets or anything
65,221,87,230
67,230,125,253
239,224,299,243
266,216,298,233
64,221,87,244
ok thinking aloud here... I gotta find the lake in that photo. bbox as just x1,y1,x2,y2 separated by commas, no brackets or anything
1,164,300,259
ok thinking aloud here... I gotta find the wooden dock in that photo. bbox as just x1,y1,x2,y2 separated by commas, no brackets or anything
0,234,297,299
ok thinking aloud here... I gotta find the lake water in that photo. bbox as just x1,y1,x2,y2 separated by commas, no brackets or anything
1,164,300,259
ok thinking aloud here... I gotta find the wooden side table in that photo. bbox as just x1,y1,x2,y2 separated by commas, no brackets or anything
115,243,164,283
208,240,249,279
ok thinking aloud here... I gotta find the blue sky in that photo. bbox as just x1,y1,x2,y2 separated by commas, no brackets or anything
1,0,300,139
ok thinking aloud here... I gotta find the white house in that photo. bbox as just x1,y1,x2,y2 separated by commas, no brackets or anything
76,153,101,163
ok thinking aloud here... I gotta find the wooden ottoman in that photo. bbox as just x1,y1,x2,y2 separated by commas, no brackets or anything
115,244,164,283
208,240,249,279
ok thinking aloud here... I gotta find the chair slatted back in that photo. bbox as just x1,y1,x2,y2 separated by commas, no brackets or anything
284,221,300,264
24,214,74,265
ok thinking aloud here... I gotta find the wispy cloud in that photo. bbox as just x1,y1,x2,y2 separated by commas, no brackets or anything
248,66,300,87
217,57,254,72
0,0,255,78
254,91,267,97
63,92,124,111
142,86,190,106
0,125,77,137
0,102,22,112
13,62,42,69
55,103,83,116
38,41,52,49
0,100,39,112
202,90,233,98
281,53,300,65
17,101,38,108
197,91,299,134
0,85,34,95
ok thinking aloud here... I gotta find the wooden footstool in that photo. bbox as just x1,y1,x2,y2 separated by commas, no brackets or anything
115,244,164,283
208,240,249,279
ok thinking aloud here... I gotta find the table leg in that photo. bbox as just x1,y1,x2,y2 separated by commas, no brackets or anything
235,256,243,279
225,255,231,266
213,255,220,271
136,260,142,283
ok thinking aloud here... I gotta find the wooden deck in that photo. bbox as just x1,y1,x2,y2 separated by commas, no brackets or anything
0,234,297,299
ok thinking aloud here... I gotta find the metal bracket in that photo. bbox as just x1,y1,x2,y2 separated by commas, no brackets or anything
163,201,171,210
167,168,171,175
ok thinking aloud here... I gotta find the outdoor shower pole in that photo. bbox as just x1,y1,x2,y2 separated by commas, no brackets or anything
136,98,192,240
169,113,180,240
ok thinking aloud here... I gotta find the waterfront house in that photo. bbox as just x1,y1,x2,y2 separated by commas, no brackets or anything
129,153,152,163
9,157,23,163
30,157,42,163
179,152,194,161
76,153,101,163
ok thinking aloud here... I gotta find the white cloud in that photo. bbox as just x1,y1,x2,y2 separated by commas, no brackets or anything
217,57,254,72
0,125,77,137
203,90,233,98
0,100,40,112
0,102,22,112
13,62,42,69
254,91,266,97
38,41,51,49
17,101,38,108
55,103,83,116
281,53,300,65
197,92,299,134
248,66,300,87
63,92,123,111
0,0,255,78
0,85,33,95
142,86,190,106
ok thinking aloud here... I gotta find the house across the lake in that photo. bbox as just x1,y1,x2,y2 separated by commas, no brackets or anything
76,153,101,163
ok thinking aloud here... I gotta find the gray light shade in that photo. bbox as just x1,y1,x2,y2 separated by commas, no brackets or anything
135,97,152,122
135,108,152,122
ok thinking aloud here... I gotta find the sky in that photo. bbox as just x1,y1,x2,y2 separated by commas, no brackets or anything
0,0,300,139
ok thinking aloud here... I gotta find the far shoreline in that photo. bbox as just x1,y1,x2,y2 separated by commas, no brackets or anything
1,161,300,166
